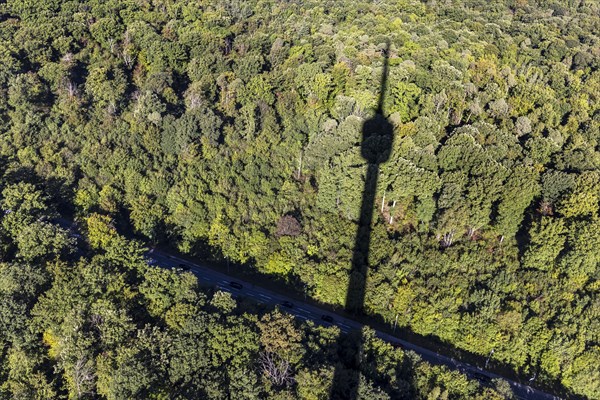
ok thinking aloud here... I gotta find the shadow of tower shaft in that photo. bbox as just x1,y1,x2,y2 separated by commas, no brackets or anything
330,41,393,399
346,162,380,313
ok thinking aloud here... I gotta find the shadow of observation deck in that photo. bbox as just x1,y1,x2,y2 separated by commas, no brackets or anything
330,40,394,399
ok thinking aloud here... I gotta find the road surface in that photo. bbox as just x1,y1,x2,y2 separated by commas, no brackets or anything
148,250,562,400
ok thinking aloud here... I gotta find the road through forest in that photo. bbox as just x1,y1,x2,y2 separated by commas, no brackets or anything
56,217,561,400
148,250,561,400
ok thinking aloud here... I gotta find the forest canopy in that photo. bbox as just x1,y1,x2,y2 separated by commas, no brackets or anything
0,0,598,398
0,180,511,399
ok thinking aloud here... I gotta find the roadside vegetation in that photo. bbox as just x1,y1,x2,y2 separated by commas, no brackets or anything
0,181,510,399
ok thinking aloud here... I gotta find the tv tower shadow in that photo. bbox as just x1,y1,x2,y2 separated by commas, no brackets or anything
329,41,394,399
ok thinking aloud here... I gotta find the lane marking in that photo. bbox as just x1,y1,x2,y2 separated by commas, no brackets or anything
292,308,311,316
258,294,272,300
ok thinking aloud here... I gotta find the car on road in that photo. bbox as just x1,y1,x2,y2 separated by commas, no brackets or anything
178,263,191,271
229,281,243,290
469,371,491,384
281,301,294,308
321,314,334,323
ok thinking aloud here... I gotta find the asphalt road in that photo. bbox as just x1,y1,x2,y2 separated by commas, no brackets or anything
148,250,562,400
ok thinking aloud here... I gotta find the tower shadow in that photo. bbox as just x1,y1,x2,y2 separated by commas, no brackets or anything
330,41,393,399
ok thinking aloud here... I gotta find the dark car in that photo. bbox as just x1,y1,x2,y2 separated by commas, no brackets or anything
229,281,243,290
470,371,491,384
178,263,191,271
321,315,334,323
281,301,294,308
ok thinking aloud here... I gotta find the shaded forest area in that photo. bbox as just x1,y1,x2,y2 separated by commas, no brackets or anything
0,179,510,399
0,0,598,398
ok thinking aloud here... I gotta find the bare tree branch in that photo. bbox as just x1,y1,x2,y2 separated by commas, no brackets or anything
259,351,294,387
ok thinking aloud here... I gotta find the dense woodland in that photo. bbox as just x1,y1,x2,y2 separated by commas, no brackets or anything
0,0,598,398
0,181,510,399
